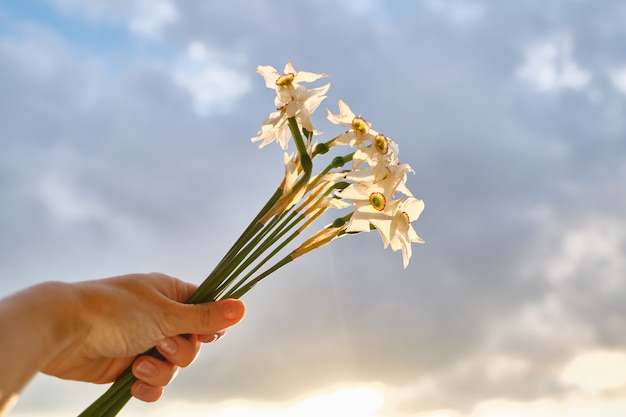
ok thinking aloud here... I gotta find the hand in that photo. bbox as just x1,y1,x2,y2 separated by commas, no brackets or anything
43,273,245,402
0,273,245,410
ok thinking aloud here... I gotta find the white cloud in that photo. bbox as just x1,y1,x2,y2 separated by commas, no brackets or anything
425,0,484,26
516,34,592,92
484,355,530,382
542,216,626,287
14,379,626,417
51,0,178,38
412,411,462,417
471,398,562,417
4,3,626,417
559,349,626,393
468,397,626,417
128,0,178,38
489,293,594,350
607,66,626,96
171,41,252,116
113,386,386,417
382,376,448,413
31,171,155,246
36,173,107,223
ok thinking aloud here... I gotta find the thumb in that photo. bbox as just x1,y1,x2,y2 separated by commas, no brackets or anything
166,299,245,336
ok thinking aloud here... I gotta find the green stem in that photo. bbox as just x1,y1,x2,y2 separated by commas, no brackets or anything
307,152,355,191
186,187,283,304
287,117,312,189
78,348,167,416
223,211,306,298
77,370,134,416
211,209,299,298
228,255,294,299
194,118,316,303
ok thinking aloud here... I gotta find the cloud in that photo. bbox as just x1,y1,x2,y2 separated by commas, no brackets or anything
171,41,252,116
516,33,592,92
424,0,484,26
542,215,626,286
607,65,626,96
83,385,386,417
35,172,107,223
412,411,462,417
50,0,178,38
4,1,626,416
467,396,626,417
559,349,626,394
128,0,178,38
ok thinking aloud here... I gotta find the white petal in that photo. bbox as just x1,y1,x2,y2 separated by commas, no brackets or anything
403,198,425,222
284,61,296,74
256,65,280,89
346,216,371,233
295,70,328,83
327,99,356,125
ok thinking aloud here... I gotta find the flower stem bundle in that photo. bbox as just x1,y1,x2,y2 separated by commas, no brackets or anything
78,61,424,417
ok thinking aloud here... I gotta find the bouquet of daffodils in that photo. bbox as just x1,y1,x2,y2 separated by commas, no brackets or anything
79,62,424,416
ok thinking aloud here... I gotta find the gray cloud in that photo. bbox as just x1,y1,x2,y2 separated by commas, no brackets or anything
3,1,626,416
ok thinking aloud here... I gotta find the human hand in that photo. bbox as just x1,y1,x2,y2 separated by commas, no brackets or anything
39,273,245,402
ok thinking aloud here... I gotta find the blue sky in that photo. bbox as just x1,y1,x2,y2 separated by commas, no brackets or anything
2,1,626,416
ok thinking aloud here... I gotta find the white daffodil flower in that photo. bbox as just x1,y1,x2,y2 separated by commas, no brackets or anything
335,182,400,240
326,100,376,147
252,64,329,150
388,197,425,268
257,61,328,110
353,133,400,172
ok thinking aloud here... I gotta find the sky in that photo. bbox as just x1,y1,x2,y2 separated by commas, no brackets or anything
1,0,626,416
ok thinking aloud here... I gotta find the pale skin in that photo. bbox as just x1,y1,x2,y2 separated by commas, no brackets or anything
0,273,245,416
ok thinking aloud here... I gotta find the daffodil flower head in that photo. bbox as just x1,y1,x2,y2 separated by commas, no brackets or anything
327,100,375,147
257,61,328,110
335,182,398,234
351,135,399,175
252,62,329,150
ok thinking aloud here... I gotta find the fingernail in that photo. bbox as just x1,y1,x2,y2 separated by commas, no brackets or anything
220,299,245,320
158,337,178,355
134,382,149,396
135,360,156,377
201,332,222,343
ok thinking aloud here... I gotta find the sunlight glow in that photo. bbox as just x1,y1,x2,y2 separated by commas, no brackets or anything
148,386,386,417
290,386,385,417
559,349,626,393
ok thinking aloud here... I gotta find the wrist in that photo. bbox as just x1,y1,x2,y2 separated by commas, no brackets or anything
22,282,86,368
40,281,86,357
0,281,84,410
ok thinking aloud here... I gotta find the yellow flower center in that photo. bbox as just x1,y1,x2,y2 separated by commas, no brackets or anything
276,73,295,87
352,117,369,136
369,192,386,211
374,134,389,154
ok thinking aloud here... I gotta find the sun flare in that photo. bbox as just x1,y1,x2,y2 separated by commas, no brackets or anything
148,385,386,417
